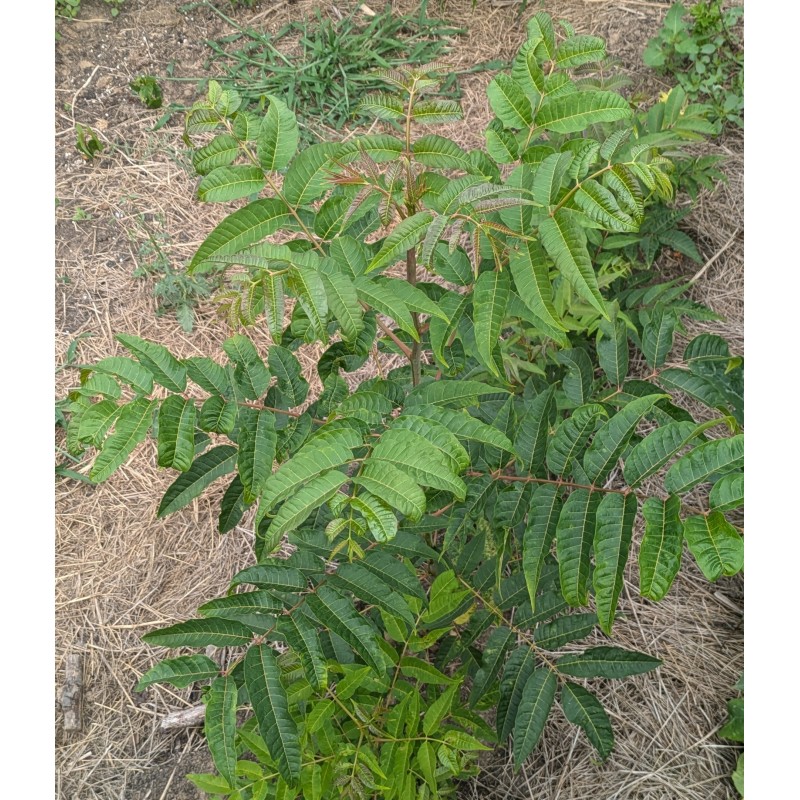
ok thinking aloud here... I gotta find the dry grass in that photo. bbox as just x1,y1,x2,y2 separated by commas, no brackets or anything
55,1,743,798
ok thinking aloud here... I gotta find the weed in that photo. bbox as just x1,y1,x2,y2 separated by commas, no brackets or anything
129,76,164,109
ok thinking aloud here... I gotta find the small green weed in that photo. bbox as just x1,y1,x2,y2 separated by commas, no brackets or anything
719,675,744,797
130,76,164,109
128,213,220,332
644,1,743,128
75,124,104,161
178,1,501,140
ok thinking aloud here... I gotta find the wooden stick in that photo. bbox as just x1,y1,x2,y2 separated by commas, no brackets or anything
160,704,205,731
61,654,84,732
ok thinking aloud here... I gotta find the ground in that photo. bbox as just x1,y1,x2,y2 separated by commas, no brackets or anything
55,1,744,798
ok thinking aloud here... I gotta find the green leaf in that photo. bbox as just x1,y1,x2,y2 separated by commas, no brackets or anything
412,98,463,124
321,271,363,342
192,133,239,175
269,346,308,406
206,676,238,786
184,357,230,395
77,400,122,446
583,394,667,485
331,562,413,624
156,396,196,472
199,590,282,631
199,396,237,435
533,153,574,207
358,92,404,121
198,166,265,203
223,335,271,400
512,669,557,768
258,95,299,171
469,626,515,706
664,435,744,494
556,489,600,606
393,416,474,475
338,134,403,163
557,646,661,679
596,318,629,387
407,379,507,409
593,493,637,634
353,462,426,521
412,135,473,171
259,441,355,514
546,404,606,477
136,655,220,690
238,409,277,502
282,142,338,206
90,398,156,483
515,387,556,474
266,471,348,543
370,430,466,499
277,615,327,690
473,269,511,377
368,555,423,608
410,404,513,452
534,612,597,649
575,179,636,233
537,91,631,134
510,241,565,332
497,646,537,740
400,656,455,685
623,421,699,486
523,484,562,609
684,512,744,581
719,698,744,742
640,305,678,369
539,211,606,316
639,496,683,601
556,35,606,68
230,564,307,592
245,644,301,785
189,198,293,273
556,348,594,406
306,586,385,674
142,617,252,648
288,267,329,339
423,682,460,736
487,73,533,128
376,278,449,320
561,682,614,760
710,472,744,512
157,445,238,517
116,334,186,392
92,357,153,395
353,277,418,341
657,368,727,411
366,212,433,273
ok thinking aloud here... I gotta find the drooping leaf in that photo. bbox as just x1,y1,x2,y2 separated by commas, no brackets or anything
497,646,537,740
640,305,678,369
510,240,565,332
305,586,385,674
556,488,601,606
192,134,239,175
556,646,661,679
92,357,153,395
90,398,157,483
575,179,637,233
361,550,426,601
409,404,514,452
406,379,508,409
556,348,594,406
534,612,597,649
522,484,562,609
116,334,187,392
277,615,327,690
199,396,237,435
546,404,606,477
244,644,301,785
539,210,606,316
237,409,277,502
583,394,666,485
710,472,744,512
184,357,230,396
157,396,196,472
413,134,474,171
330,562,413,625
135,655,220,691
473,269,511,377
561,682,614,760
321,271,364,342
230,564,307,592
593,492,637,634
664,435,744,494
205,676,238,786
353,276,418,341
512,669,557,768
684,512,744,581
469,626,515,706
514,387,557,475
223,335,271,400
639,495,683,601
157,445,238,517
282,142,339,206
487,73,533,129
555,35,606,68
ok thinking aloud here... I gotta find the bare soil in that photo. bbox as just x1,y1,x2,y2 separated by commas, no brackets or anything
55,2,743,798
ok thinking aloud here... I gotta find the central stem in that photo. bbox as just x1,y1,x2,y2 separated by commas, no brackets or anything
406,247,421,386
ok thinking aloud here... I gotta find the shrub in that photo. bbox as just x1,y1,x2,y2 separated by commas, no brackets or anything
644,1,744,128
61,13,743,798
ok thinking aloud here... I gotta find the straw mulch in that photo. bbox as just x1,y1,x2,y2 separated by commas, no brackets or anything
55,2,743,798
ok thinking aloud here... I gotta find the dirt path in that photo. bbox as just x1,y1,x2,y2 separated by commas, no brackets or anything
55,2,743,798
